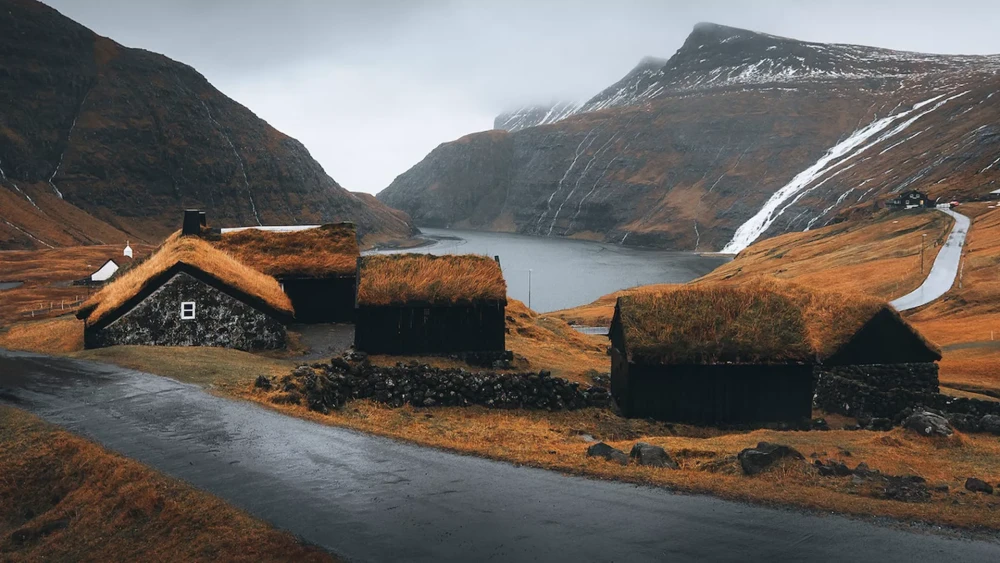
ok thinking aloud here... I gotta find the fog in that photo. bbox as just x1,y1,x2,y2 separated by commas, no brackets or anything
42,0,1000,193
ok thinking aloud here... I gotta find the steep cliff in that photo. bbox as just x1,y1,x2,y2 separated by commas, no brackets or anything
380,23,1000,252
0,0,415,249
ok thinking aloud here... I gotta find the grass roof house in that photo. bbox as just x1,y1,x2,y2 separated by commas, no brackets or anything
212,222,360,323
354,254,507,355
608,281,941,424
76,234,292,351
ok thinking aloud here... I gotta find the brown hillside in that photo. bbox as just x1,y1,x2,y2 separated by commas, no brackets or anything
0,0,414,250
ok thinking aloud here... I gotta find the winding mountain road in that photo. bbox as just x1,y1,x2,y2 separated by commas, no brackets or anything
891,208,970,311
2,349,999,562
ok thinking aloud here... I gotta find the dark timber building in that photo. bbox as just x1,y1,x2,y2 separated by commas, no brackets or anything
212,222,360,323
354,254,507,355
77,235,293,351
609,282,942,425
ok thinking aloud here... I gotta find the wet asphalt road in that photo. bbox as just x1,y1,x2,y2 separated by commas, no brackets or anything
2,349,999,562
891,208,969,311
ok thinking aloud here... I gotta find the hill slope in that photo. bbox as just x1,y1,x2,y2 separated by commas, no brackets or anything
0,0,414,249
379,23,1000,251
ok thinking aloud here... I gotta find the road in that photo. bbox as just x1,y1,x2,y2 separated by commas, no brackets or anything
2,349,999,562
891,208,970,311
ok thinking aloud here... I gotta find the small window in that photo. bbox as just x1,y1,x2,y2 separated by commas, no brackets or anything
180,301,196,320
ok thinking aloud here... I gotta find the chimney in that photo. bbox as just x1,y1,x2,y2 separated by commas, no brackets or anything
182,209,202,236
199,211,207,227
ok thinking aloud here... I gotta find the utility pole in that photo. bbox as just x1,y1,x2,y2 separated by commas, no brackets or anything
527,269,532,310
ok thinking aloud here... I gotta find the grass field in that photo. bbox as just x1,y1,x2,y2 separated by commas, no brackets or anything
0,406,334,562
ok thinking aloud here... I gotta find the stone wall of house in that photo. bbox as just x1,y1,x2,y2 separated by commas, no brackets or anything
814,362,1000,430
261,353,611,413
88,272,286,351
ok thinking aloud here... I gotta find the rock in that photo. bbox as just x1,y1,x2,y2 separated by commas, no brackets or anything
902,409,954,437
814,459,852,477
810,418,829,431
253,375,272,390
875,475,930,503
980,414,1000,435
737,442,804,476
933,483,950,493
965,477,994,495
853,462,879,478
629,442,679,469
586,442,629,466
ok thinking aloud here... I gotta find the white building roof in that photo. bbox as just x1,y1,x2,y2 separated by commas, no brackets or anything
219,225,321,234
91,259,119,282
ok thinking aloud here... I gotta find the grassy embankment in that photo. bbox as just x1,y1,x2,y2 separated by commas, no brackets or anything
0,407,334,562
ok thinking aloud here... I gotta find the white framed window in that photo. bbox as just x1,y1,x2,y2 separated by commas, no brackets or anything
180,301,196,320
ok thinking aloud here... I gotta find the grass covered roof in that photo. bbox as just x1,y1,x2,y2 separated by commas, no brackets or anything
358,254,506,306
613,280,940,365
213,224,359,278
79,235,293,324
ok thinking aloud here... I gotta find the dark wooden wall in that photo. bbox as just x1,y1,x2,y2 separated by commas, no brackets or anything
354,301,505,354
611,359,814,424
281,276,356,323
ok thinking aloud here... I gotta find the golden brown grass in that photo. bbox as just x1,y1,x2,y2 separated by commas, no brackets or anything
617,286,813,364
0,317,83,354
614,280,937,364
80,236,293,325
701,209,953,298
504,299,608,384
0,244,154,327
74,345,294,389
214,224,359,277
0,406,335,562
358,253,506,306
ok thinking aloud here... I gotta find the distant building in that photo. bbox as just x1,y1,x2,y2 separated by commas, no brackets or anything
212,222,360,323
354,254,507,355
886,190,931,209
90,259,119,282
123,241,133,259
608,282,941,425
77,234,292,351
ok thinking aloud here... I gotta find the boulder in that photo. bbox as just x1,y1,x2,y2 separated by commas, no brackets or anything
253,375,272,390
902,409,954,437
586,442,629,466
980,414,1000,435
737,442,804,476
629,442,679,469
965,477,994,495
814,459,852,477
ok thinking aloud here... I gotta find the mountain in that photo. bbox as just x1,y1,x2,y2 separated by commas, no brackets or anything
379,23,1000,252
0,0,415,250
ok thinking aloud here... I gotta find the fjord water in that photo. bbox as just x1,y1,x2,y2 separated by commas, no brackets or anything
375,228,730,313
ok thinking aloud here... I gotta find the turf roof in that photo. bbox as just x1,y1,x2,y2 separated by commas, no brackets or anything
213,223,359,278
79,235,293,325
613,280,940,365
357,254,506,306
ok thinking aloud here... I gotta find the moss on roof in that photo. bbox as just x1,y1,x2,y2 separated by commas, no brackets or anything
357,254,506,306
213,224,359,277
614,279,941,365
615,285,813,365
80,235,293,325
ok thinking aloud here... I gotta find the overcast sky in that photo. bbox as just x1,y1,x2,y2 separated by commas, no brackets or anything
42,0,1000,194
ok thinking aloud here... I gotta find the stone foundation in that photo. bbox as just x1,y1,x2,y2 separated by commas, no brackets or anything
265,355,611,413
